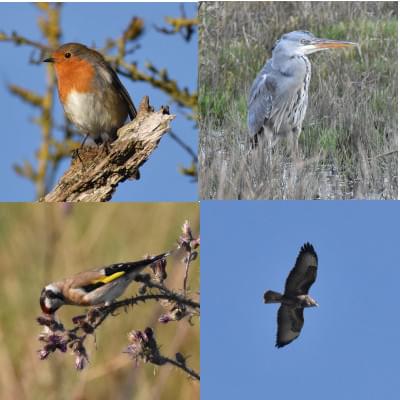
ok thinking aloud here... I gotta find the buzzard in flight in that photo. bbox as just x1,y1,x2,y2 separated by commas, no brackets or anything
264,242,318,348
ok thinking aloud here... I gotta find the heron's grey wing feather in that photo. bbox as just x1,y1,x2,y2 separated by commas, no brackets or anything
247,63,274,136
260,56,311,136
268,89,298,134
248,60,305,136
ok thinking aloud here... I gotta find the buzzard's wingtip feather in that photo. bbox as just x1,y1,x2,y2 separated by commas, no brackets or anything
276,339,294,348
301,242,317,255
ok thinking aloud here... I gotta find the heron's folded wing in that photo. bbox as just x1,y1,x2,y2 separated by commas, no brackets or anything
247,65,274,136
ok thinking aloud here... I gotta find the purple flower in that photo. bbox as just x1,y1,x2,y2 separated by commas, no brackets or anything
38,349,50,360
75,354,88,370
158,314,173,324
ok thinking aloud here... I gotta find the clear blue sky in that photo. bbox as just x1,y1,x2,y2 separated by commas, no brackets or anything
0,2,197,201
202,201,399,400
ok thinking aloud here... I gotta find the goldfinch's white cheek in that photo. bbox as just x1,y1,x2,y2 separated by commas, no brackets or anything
45,298,53,309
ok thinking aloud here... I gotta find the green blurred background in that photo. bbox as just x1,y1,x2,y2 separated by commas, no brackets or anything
0,203,199,400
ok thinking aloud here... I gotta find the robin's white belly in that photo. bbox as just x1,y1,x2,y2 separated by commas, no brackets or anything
63,90,128,141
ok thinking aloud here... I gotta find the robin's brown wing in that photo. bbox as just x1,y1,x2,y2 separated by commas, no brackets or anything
108,65,137,120
90,49,137,121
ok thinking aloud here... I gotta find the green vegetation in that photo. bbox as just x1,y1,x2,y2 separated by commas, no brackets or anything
199,2,397,199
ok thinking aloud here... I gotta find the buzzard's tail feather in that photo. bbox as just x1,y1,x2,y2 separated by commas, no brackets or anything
264,290,283,303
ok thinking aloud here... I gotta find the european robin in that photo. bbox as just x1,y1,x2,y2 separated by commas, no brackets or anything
43,43,136,144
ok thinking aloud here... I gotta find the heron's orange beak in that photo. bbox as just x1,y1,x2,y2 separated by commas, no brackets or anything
302,37,358,55
313,38,357,50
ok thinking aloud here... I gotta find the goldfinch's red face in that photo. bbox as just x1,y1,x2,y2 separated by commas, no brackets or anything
40,285,65,314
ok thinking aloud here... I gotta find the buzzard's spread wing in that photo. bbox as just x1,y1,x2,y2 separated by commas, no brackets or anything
284,242,318,296
276,305,304,348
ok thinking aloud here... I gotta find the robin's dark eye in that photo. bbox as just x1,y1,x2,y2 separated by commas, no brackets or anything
65,52,71,58
300,39,310,45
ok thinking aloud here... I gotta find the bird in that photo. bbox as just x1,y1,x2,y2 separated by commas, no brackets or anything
264,242,318,348
248,31,357,153
40,252,170,314
43,42,137,145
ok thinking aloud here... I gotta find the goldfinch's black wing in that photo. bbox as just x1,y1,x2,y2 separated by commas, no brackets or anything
103,252,168,276
73,252,169,293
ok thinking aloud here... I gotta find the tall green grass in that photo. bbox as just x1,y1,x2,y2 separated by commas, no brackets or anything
199,2,397,199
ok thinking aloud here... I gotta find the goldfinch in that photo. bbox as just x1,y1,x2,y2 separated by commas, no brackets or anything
40,252,170,314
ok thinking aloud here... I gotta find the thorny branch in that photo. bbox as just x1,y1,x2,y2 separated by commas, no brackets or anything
179,220,200,295
124,328,200,380
37,220,200,380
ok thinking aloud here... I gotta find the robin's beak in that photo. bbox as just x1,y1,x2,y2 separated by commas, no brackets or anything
43,57,55,63
303,38,358,55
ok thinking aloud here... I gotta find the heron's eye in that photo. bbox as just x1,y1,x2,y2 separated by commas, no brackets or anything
65,52,71,59
300,39,310,45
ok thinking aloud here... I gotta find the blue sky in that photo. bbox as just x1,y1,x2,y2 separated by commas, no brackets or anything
202,201,399,400
0,2,197,201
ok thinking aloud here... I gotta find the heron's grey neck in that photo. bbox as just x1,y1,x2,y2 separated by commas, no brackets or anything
272,41,307,59
271,52,311,80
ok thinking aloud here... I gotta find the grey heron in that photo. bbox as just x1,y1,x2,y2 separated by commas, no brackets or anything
247,30,357,152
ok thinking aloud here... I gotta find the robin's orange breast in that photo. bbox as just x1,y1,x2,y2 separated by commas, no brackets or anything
54,57,96,104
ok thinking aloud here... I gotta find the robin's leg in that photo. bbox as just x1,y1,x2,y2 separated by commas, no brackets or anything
71,134,90,163
97,130,119,155
98,134,113,155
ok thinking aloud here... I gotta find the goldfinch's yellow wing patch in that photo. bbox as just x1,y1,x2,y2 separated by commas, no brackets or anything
93,271,125,284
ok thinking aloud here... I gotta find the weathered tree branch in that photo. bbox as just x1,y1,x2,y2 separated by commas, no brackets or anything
40,97,174,202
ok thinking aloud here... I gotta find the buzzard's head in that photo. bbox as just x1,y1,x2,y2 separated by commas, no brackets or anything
298,294,318,307
307,298,319,307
